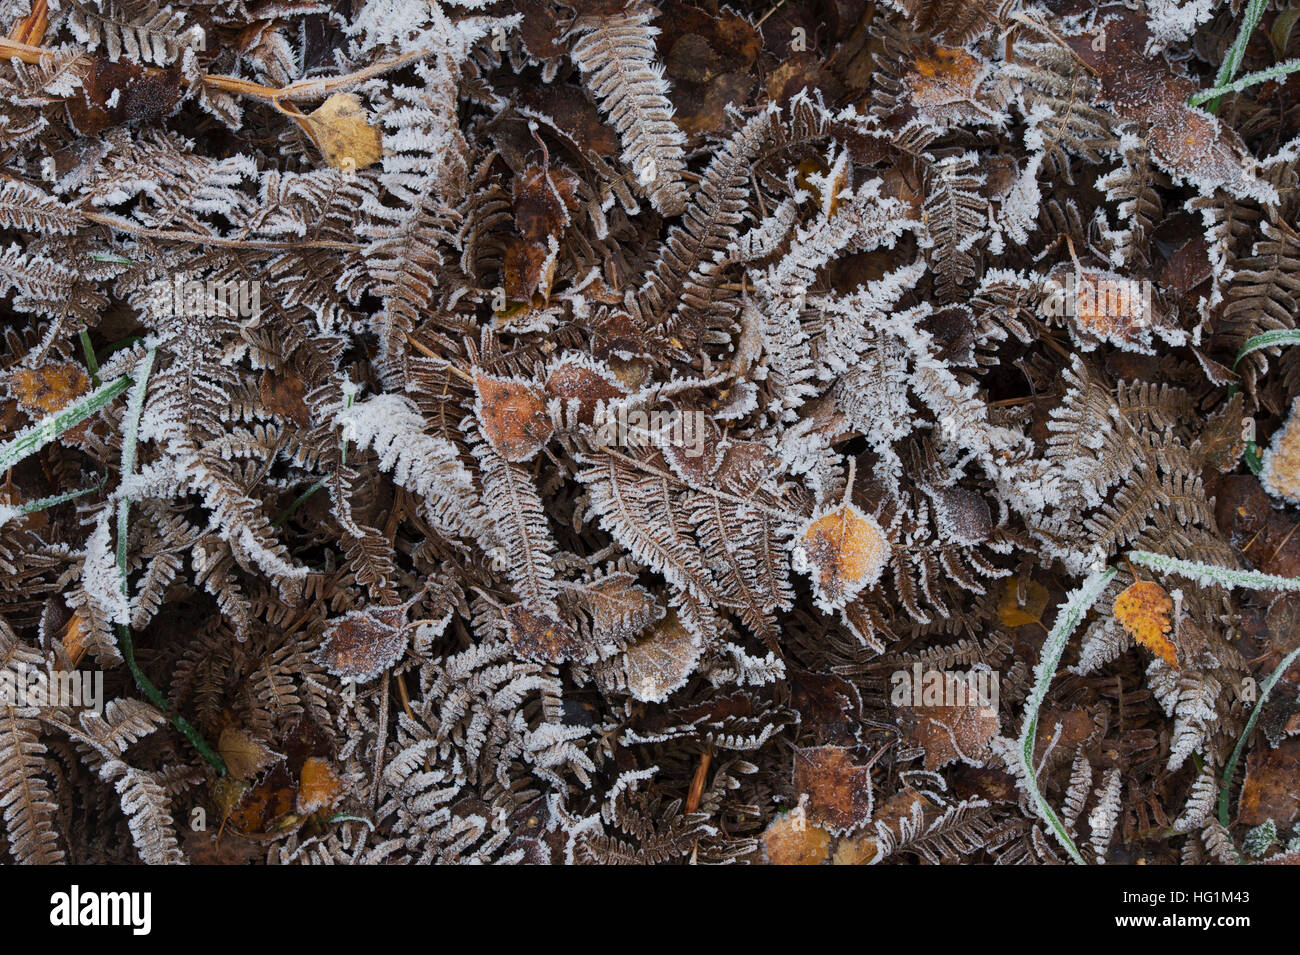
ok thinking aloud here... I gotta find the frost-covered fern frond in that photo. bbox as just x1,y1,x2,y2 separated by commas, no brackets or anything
567,3,688,217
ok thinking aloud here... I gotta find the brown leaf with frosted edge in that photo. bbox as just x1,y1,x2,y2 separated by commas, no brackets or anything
795,503,889,611
792,745,873,835
314,605,409,682
66,58,183,135
505,602,581,662
899,695,999,771
10,361,90,417
218,727,280,782
902,47,994,125
790,669,862,746
622,611,702,702
545,355,626,425
474,370,554,462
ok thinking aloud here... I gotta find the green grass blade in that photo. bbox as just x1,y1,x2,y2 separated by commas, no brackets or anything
1018,567,1117,865
1204,0,1269,112
111,348,227,776
0,375,130,473
1220,645,1300,827
1192,57,1300,108
6,481,105,519
1129,550,1300,592
1232,328,1300,367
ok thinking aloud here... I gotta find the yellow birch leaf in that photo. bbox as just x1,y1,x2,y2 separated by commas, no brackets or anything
304,93,383,172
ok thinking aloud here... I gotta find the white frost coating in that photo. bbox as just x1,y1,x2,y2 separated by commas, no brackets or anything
336,392,487,544
82,506,130,626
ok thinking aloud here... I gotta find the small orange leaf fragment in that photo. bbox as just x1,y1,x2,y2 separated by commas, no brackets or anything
297,757,345,815
59,613,88,669
795,503,889,611
1113,580,1178,668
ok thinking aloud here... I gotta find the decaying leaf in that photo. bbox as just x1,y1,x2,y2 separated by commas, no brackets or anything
297,757,345,815
504,602,581,663
1239,738,1300,827
792,745,874,835
1262,398,1300,504
898,693,999,771
9,361,90,417
314,604,410,682
474,370,554,462
622,611,702,703
761,808,831,865
218,727,280,782
997,578,1050,628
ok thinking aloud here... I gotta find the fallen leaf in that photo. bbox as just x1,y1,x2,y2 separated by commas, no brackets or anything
66,58,183,135
218,727,280,782
622,610,702,702
9,361,90,417
474,369,554,462
997,578,1050,627
899,694,999,770
504,602,581,663
789,669,862,746
544,355,627,425
314,604,410,682
1240,737,1300,826
902,46,996,126
792,745,874,835
297,757,345,815
795,502,890,611
304,93,383,172
1113,580,1177,668
761,809,831,865
1262,397,1300,504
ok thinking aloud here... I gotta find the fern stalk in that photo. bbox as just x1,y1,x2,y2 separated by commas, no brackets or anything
1017,567,1117,865
113,347,226,776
